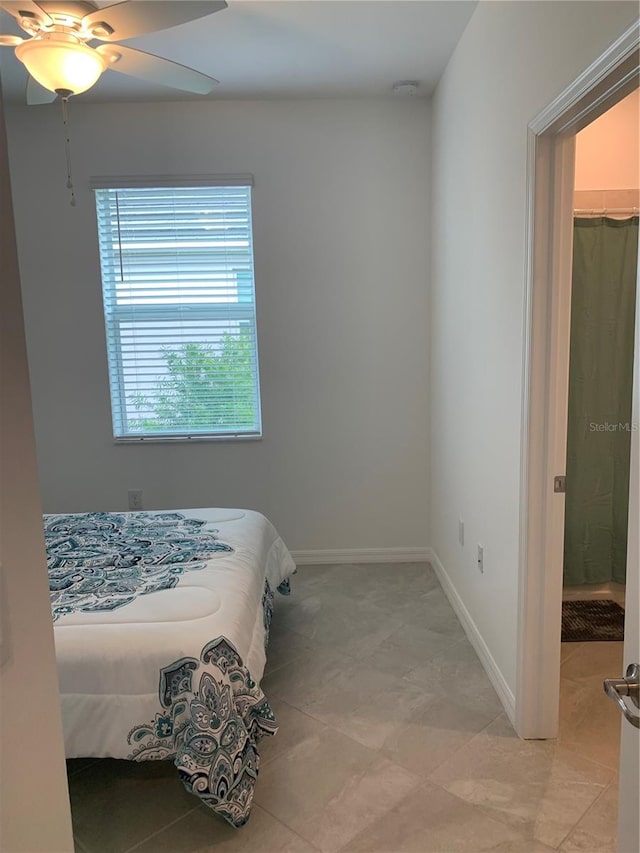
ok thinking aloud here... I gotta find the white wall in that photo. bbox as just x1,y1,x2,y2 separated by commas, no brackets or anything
429,1,639,697
5,98,430,552
0,87,73,852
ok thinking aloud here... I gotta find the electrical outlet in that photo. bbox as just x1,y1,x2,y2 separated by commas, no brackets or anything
458,519,465,546
128,489,143,511
477,544,484,574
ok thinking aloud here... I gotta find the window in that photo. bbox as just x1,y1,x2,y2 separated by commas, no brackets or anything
93,177,261,441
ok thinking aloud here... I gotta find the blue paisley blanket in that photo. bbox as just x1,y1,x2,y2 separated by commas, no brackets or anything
47,509,295,827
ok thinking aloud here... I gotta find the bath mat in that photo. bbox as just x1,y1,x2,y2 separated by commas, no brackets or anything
562,599,625,642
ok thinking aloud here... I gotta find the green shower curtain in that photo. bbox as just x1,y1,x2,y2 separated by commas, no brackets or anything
564,216,639,586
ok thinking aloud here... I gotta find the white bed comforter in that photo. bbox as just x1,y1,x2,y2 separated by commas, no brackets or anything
47,507,295,826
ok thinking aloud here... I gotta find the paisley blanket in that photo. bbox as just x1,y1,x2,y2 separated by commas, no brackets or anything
46,511,234,621
48,509,295,827
128,636,278,827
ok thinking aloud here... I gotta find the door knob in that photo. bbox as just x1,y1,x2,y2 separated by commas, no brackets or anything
603,663,640,729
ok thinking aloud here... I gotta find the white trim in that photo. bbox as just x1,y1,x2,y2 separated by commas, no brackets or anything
290,547,431,565
517,23,639,739
89,173,254,188
430,550,516,726
530,23,639,135
517,131,576,739
617,207,640,853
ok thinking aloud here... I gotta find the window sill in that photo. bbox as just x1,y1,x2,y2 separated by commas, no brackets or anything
113,433,263,445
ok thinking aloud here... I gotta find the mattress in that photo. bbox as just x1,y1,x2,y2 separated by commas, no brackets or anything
46,507,295,827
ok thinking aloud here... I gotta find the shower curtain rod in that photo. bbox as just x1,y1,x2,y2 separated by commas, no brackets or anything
574,207,639,215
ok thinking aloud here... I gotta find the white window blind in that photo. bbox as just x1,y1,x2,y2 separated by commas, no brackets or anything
94,181,261,440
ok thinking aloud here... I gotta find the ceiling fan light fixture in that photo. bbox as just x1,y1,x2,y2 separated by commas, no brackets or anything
89,22,114,39
15,34,107,96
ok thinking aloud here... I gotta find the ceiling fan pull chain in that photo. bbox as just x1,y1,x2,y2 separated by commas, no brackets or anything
60,94,76,207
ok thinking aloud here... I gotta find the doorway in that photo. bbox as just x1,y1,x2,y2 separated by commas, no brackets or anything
563,91,638,616
516,22,639,853
557,87,638,810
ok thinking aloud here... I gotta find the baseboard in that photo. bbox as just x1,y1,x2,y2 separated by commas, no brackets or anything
290,547,431,566
429,549,517,726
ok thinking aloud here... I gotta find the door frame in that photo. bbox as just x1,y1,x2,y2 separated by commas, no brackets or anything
516,22,639,740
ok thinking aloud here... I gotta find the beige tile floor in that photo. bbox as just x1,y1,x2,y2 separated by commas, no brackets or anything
68,563,623,853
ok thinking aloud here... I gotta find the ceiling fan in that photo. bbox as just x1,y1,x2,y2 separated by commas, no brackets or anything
0,1,227,104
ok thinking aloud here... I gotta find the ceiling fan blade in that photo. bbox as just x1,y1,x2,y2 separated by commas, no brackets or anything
0,33,24,44
0,1,52,27
83,1,227,42
26,74,56,104
97,44,218,94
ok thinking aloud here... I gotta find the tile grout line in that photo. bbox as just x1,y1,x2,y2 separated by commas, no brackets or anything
263,653,307,678
283,573,618,850
331,779,439,853
437,700,618,783
558,655,625,747
264,693,435,785
268,679,429,762
397,635,471,686
423,711,508,794
553,742,620,779
265,598,503,783
248,801,323,852
121,804,203,853
430,756,612,850
422,711,616,851
551,778,617,851
424,768,587,853
258,698,332,769
556,734,620,775
254,713,424,853
559,642,585,666
403,706,505,780
71,564,620,853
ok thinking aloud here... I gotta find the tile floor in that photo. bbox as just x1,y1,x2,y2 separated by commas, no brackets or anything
68,563,623,853
562,583,626,608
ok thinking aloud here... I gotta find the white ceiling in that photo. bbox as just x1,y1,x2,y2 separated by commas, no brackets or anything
0,1,477,104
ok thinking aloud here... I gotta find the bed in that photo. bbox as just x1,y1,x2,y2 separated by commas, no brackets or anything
46,507,295,828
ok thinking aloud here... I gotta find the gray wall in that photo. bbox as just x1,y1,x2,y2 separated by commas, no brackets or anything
6,97,430,552
429,0,639,696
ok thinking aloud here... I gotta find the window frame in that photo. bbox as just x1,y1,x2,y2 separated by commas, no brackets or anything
91,175,262,444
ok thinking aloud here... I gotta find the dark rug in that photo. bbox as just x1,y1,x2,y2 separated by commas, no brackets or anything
562,599,625,642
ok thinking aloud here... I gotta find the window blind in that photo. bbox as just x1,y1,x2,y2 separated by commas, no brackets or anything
94,183,261,440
